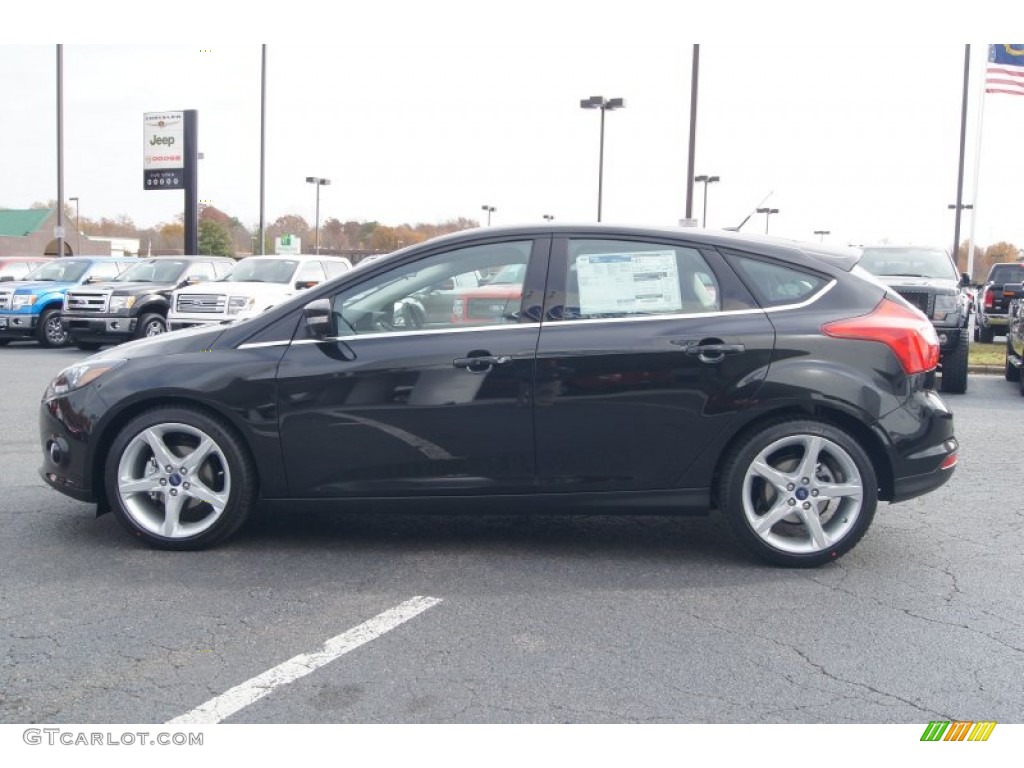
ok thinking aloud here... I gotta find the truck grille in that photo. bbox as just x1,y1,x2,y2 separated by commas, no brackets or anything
176,294,226,313
65,291,110,313
895,290,932,317
0,291,10,311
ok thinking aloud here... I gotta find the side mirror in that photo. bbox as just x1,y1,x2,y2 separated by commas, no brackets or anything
302,298,332,338
959,273,970,287
0,276,12,282
295,280,318,290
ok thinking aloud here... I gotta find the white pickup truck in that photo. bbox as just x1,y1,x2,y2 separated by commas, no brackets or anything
168,254,352,330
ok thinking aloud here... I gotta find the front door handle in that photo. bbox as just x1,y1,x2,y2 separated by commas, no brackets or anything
453,355,511,373
679,342,746,363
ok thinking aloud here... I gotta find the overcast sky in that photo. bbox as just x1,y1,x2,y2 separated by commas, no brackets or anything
3,3,1022,254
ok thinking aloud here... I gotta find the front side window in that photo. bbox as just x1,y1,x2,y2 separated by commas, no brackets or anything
563,240,721,320
330,241,532,335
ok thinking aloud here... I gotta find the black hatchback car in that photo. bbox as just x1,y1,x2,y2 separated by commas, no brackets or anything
39,225,958,566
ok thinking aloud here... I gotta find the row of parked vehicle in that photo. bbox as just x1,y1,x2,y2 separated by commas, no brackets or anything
0,254,359,350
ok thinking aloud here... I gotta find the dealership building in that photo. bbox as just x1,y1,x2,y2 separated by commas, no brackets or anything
0,208,115,257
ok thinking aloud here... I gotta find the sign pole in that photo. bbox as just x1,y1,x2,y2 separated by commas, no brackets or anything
183,110,198,255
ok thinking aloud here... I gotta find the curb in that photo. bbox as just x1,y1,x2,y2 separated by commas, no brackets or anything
968,365,1002,375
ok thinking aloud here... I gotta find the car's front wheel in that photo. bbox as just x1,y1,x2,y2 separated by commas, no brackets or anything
104,406,257,550
135,313,167,339
37,308,69,348
940,332,969,394
717,419,878,567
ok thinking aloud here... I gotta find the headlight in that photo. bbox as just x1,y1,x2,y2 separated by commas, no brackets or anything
109,295,136,312
12,294,37,309
44,359,127,399
227,296,255,315
932,294,958,322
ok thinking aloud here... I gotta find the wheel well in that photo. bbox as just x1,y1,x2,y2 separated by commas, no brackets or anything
92,397,260,511
710,405,895,506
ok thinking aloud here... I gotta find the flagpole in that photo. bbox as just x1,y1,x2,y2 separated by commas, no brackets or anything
966,44,988,281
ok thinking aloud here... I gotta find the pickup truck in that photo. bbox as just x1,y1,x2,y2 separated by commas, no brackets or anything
61,256,236,350
167,254,352,330
974,262,1024,343
858,245,972,394
0,257,136,347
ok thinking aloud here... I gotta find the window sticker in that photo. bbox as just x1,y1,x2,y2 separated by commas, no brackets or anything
576,250,682,315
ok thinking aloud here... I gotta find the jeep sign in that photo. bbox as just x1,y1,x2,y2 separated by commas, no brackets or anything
143,112,185,189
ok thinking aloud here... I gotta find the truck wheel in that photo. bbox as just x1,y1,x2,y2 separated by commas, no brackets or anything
979,326,994,343
940,332,969,394
74,340,103,351
36,308,70,348
135,313,167,339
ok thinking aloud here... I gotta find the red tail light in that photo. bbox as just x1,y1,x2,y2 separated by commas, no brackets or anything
984,288,994,309
821,297,940,374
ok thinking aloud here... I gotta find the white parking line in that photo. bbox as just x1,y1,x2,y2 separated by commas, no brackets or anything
167,596,443,724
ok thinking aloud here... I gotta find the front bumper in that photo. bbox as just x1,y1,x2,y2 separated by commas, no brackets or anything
0,312,39,338
39,386,107,504
61,314,136,341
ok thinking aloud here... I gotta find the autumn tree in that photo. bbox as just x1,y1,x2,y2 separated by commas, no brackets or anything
198,219,234,257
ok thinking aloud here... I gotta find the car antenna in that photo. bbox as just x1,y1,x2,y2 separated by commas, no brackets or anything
725,190,774,232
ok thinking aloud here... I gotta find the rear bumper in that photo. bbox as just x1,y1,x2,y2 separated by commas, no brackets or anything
880,389,958,503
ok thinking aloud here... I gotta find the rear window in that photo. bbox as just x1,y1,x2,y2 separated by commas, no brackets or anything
989,264,1024,284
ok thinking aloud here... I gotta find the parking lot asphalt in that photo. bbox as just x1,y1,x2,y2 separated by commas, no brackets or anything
2,343,1023,724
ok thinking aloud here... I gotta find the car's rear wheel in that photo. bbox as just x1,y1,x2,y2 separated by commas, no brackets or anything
1005,347,1020,382
979,325,994,343
717,419,878,567
36,308,69,348
105,406,257,550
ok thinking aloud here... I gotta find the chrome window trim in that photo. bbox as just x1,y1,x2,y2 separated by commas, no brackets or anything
238,321,541,350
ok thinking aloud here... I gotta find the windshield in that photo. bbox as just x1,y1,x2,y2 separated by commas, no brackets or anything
115,259,187,283
226,259,297,283
23,260,91,283
859,248,957,280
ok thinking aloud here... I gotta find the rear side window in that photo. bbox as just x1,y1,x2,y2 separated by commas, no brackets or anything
564,240,721,320
729,255,827,307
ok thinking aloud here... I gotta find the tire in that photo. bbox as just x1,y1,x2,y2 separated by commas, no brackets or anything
134,313,167,340
1005,345,1020,383
0,339,9,346
979,325,994,344
939,332,969,394
36,308,69,348
73,340,103,351
973,325,980,342
104,406,257,550
717,419,878,567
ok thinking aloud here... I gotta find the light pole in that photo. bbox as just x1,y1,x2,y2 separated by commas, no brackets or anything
305,176,330,254
481,204,496,226
948,204,973,270
69,196,81,254
542,214,554,222
693,175,719,227
813,229,830,242
756,207,779,234
579,95,625,222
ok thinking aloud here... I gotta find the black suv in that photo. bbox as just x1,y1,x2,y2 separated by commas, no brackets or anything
858,246,972,394
61,256,235,350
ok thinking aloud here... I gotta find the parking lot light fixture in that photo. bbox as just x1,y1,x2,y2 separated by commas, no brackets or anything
693,175,719,227
305,177,330,254
579,95,626,222
814,229,830,242
756,207,779,234
481,205,496,226
543,214,554,222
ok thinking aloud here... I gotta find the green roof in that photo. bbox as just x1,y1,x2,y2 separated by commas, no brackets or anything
0,208,52,237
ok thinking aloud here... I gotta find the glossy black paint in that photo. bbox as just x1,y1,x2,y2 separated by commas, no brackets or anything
39,224,957,523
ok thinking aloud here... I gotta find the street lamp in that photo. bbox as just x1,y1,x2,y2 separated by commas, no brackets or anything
542,214,554,222
693,175,719,228
481,204,496,226
305,176,331,254
813,229,830,242
756,207,779,234
948,203,974,210
579,95,626,222
68,196,81,254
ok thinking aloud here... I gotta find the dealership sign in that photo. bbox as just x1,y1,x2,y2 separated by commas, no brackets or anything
275,234,301,255
143,112,185,190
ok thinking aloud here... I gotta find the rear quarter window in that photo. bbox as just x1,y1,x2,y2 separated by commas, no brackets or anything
728,255,828,308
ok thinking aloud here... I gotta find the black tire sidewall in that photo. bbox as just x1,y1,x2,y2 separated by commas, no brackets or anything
37,308,68,348
104,406,256,550
718,419,878,567
136,313,167,339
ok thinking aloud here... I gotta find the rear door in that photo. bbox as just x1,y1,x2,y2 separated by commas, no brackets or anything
534,235,775,492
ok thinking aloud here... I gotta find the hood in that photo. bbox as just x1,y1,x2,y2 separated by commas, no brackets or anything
0,280,75,294
75,281,174,294
90,324,226,361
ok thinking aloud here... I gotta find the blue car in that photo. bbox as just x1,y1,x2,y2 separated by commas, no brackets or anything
0,257,136,347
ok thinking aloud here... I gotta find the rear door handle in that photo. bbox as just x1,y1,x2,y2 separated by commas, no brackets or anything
453,355,511,372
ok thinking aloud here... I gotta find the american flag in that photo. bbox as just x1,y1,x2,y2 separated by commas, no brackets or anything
986,44,1024,96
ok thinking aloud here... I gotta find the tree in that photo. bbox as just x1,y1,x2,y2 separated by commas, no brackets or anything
198,219,234,257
